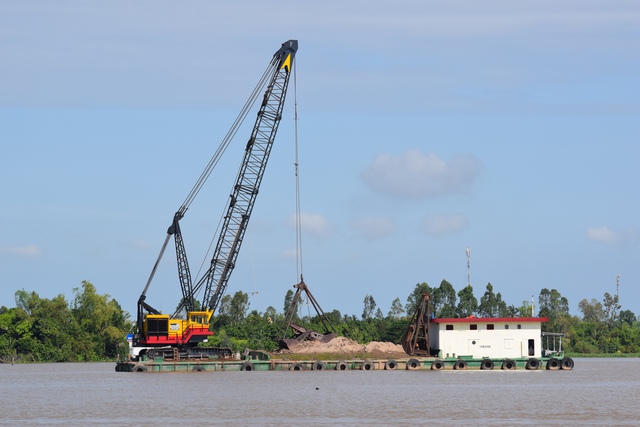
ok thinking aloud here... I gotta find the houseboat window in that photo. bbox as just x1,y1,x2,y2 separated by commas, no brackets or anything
446,325,453,330
504,325,509,329
528,339,535,356
487,324,494,330
470,324,478,330
517,324,522,329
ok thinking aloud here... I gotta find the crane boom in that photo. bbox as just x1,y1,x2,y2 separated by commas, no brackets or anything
198,39,297,314
132,40,298,360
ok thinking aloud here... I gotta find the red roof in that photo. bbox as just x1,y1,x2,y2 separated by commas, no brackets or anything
431,317,548,324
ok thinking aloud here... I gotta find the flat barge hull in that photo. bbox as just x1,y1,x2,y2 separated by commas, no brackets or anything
115,356,573,372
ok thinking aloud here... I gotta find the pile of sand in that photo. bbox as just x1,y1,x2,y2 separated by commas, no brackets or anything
276,336,407,359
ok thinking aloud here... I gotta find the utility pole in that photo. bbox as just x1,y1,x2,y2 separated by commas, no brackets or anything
616,273,621,321
466,247,471,287
531,295,535,318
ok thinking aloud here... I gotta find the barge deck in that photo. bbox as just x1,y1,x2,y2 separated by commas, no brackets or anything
115,354,574,373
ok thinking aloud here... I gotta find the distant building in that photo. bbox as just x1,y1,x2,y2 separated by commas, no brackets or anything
430,317,548,359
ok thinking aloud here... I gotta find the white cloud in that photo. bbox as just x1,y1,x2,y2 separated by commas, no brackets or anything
587,226,640,246
131,240,152,250
0,245,43,257
280,247,299,260
422,214,468,236
361,150,482,199
351,216,396,240
287,212,331,238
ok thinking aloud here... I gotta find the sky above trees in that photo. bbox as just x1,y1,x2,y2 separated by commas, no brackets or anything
1,1,639,319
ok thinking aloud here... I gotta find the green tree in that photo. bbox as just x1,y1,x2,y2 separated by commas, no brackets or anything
231,291,250,323
4,282,130,362
578,297,605,345
617,322,640,353
222,291,250,323
0,308,18,362
387,297,404,319
31,294,77,362
378,318,410,344
14,289,41,316
10,305,38,359
326,309,342,326
602,292,621,328
433,280,457,318
11,290,80,362
218,291,250,324
405,282,433,315
516,299,534,317
456,285,477,318
538,288,570,333
264,306,277,324
478,283,498,317
362,294,377,320
619,309,636,327
579,298,604,323
72,281,130,361
283,289,294,315
495,292,510,317
538,288,569,319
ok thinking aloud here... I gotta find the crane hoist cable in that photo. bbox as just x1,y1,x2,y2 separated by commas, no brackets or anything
278,60,337,346
181,41,298,316
293,59,304,283
291,54,309,321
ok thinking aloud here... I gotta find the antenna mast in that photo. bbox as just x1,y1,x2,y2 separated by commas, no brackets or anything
616,273,621,321
531,295,535,317
466,247,471,287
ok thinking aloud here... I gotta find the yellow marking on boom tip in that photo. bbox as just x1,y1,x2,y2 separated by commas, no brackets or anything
281,54,292,72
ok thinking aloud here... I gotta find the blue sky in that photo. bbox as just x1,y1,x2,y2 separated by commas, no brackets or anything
2,1,639,321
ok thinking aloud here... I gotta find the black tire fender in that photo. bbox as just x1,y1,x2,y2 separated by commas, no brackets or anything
312,361,326,371
560,357,574,370
132,363,147,373
192,365,205,372
335,361,349,371
525,358,540,370
481,359,494,370
406,358,420,370
290,362,305,371
454,359,467,370
361,360,374,370
501,359,516,370
546,357,560,371
431,359,445,370
385,359,398,370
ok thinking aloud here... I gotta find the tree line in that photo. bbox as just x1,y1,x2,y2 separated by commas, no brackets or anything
1,279,638,362
0,281,130,363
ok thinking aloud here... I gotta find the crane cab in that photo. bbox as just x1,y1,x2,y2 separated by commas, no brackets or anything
139,310,213,347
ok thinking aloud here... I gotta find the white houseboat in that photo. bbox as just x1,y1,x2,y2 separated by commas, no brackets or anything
428,316,573,370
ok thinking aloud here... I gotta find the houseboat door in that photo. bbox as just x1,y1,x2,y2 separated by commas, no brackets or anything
521,339,535,357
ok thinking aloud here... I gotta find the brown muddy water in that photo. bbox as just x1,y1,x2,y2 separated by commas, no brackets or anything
1,358,639,426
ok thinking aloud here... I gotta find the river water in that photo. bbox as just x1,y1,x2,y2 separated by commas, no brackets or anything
1,358,638,426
